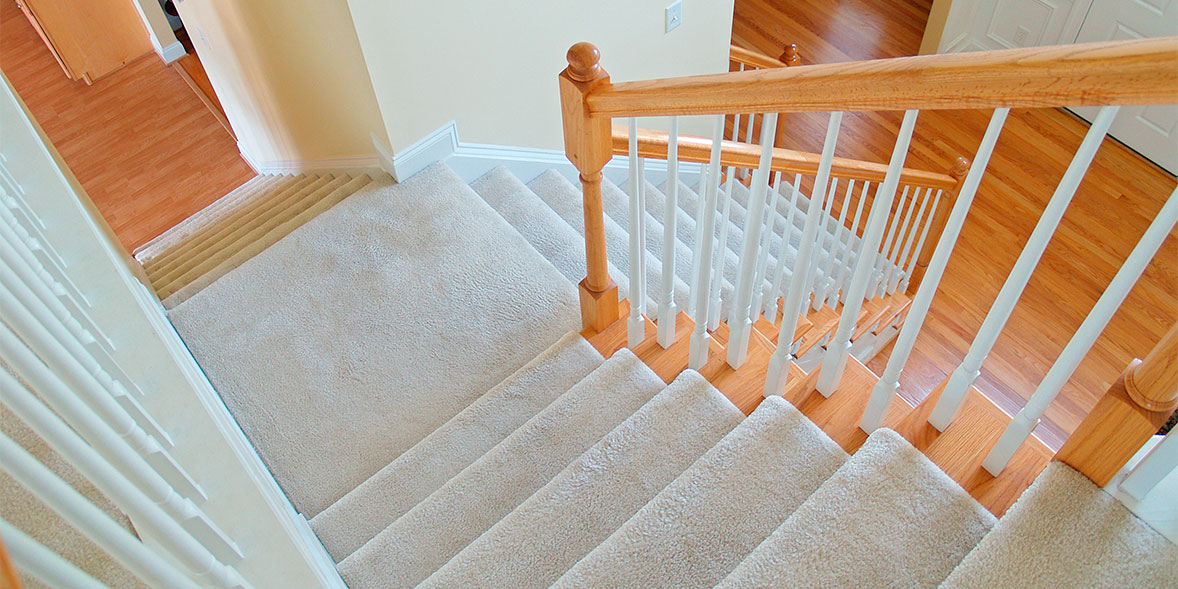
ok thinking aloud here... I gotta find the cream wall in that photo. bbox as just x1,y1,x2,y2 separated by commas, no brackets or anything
176,0,388,165
344,0,736,154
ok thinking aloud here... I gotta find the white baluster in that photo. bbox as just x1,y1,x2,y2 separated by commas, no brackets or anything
766,174,804,320
861,109,1008,431
881,186,922,295
0,321,242,563
982,184,1178,474
727,113,779,368
687,162,708,317
900,189,943,293
871,185,910,297
0,518,106,588
657,117,681,348
838,181,871,304
930,106,1120,430
752,175,785,319
888,187,933,293
707,166,737,331
816,110,920,397
765,112,844,396
627,118,645,347
1121,429,1178,501
822,179,856,307
638,157,648,314
689,116,726,369
0,204,88,308
809,178,840,310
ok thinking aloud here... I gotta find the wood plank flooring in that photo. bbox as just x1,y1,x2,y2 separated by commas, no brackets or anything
0,0,254,252
733,0,1178,450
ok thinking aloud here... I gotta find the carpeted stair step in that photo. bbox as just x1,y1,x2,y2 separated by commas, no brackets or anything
527,169,683,313
422,370,744,588
309,330,603,563
469,167,633,300
133,174,292,265
554,395,847,588
337,348,665,588
941,461,1178,588
144,173,324,278
717,428,996,588
160,174,377,306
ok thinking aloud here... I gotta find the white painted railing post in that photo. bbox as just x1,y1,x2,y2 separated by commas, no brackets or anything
900,189,943,293
838,181,871,303
687,162,708,318
708,166,737,331
871,185,909,297
929,106,1120,430
764,112,843,395
816,110,920,397
627,118,645,347
1121,429,1178,500
860,109,1009,431
881,186,922,295
688,116,726,369
0,518,106,589
766,174,804,320
657,117,681,348
822,179,855,307
889,187,932,293
982,184,1178,474
728,113,779,368
0,431,206,588
751,175,785,320
809,178,839,310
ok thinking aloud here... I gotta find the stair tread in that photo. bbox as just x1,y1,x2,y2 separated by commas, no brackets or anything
553,395,847,588
337,349,665,588
941,461,1178,588
309,330,603,563
422,370,743,588
718,428,995,588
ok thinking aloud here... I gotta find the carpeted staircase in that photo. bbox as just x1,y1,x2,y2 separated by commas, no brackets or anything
148,161,1175,587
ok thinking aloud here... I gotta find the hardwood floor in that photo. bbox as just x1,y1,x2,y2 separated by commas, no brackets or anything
733,0,1178,449
0,0,254,252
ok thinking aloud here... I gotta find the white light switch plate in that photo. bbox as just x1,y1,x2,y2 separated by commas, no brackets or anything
666,0,683,33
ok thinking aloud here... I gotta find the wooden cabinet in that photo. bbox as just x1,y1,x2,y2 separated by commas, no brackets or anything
15,0,153,84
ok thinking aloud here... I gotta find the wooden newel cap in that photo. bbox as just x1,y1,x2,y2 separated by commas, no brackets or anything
567,42,603,82
951,156,970,179
781,43,801,66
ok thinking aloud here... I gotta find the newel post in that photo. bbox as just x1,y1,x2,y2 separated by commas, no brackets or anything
560,42,619,332
906,156,968,295
1057,323,1178,486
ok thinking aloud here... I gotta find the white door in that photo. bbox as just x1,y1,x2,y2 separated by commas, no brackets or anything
1071,0,1178,173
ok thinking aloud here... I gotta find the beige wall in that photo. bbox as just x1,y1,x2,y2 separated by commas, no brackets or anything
176,0,388,165
344,0,735,153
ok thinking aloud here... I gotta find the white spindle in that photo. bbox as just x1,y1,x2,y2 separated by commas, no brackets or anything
707,166,737,331
822,179,856,307
658,117,681,348
871,185,909,297
809,178,840,310
982,184,1178,474
766,174,804,320
765,112,843,395
1121,429,1177,500
0,517,105,589
0,430,209,588
638,157,648,313
929,106,1120,430
0,203,88,309
727,113,779,368
861,109,1008,431
689,116,726,369
889,187,933,293
750,175,784,321
627,118,645,347
838,181,871,303
0,321,242,563
900,189,943,292
687,162,708,317
816,110,920,397
881,186,922,295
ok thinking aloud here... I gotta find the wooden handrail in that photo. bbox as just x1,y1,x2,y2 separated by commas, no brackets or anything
612,125,959,189
729,44,788,70
587,37,1178,118
1057,323,1178,486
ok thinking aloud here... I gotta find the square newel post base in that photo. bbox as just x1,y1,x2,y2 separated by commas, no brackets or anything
579,278,619,333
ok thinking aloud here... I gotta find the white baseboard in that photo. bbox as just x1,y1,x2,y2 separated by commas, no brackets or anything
392,120,705,188
238,145,382,176
158,41,187,65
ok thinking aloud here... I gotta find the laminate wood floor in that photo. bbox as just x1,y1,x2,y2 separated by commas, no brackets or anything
0,0,254,252
733,0,1178,449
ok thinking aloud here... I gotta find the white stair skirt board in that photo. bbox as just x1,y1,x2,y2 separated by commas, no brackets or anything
554,396,848,588
166,162,580,518
422,370,744,589
0,404,144,588
717,428,996,588
942,461,1178,588
336,349,664,589
309,331,602,563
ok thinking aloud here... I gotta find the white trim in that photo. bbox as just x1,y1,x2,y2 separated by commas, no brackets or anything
371,133,396,179
238,145,381,176
393,120,704,187
158,41,188,65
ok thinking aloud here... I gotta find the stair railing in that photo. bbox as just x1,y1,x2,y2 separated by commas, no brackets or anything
560,37,1178,486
